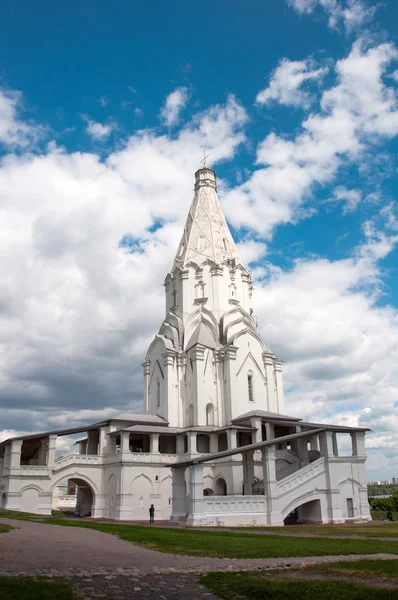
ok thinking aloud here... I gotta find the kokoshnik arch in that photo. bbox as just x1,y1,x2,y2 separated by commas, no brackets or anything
0,167,371,526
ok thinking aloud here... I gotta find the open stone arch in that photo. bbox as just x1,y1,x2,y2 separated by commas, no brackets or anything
281,491,325,524
50,471,99,496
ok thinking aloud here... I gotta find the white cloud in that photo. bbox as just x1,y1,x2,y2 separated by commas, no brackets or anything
85,120,114,140
330,186,362,213
0,89,44,148
288,0,377,33
224,39,398,237
0,93,247,435
252,218,398,478
256,58,328,108
160,87,190,127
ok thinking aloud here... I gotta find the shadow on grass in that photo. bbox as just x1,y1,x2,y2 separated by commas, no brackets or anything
201,572,398,600
0,577,76,600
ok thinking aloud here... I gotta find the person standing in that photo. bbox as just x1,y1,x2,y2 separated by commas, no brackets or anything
149,504,155,524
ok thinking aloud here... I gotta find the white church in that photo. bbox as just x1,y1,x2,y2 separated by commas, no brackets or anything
0,166,371,526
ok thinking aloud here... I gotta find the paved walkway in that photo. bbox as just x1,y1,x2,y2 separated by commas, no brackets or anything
1,518,397,600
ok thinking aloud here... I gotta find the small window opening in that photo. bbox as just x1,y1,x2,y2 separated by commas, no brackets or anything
248,374,254,402
223,237,228,250
155,475,159,482
156,379,160,407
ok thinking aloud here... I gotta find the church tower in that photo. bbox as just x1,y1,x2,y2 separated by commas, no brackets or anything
143,167,284,427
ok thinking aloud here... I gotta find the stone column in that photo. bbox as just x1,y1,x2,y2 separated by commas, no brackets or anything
251,417,262,443
47,435,57,468
170,466,187,521
176,435,185,456
87,430,99,455
297,436,310,467
264,422,274,441
142,360,151,413
38,438,48,465
151,433,160,454
351,431,366,457
187,432,198,454
120,432,130,454
310,436,319,452
262,445,283,525
99,427,109,455
227,428,237,450
9,440,22,468
209,434,218,454
187,463,204,525
319,431,334,457
242,450,255,495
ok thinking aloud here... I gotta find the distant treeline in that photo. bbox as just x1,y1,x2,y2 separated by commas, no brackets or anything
367,484,398,512
367,484,398,497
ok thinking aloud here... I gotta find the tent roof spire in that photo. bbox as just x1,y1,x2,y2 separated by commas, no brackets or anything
172,167,242,271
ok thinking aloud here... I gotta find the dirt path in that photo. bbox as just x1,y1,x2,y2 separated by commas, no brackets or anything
0,518,396,576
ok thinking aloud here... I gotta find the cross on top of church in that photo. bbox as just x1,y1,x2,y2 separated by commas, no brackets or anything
200,149,210,169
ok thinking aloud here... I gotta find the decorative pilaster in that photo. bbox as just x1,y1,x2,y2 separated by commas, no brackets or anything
162,350,176,424
222,346,238,423
263,351,277,412
273,358,284,413
142,360,151,413
190,345,206,425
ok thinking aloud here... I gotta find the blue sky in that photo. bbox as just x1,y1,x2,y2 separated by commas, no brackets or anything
0,0,397,479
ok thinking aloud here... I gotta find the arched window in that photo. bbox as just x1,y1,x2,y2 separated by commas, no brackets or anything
156,378,160,407
247,373,254,402
206,403,214,426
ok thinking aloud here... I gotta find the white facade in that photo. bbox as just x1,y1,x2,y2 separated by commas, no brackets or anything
0,167,371,526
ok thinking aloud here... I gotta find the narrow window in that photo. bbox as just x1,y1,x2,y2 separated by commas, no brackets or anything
156,379,160,407
248,374,254,402
223,237,228,250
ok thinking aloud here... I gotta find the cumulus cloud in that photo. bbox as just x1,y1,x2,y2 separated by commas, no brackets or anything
160,87,190,127
0,93,247,435
0,89,44,148
288,0,377,33
253,217,398,478
330,186,362,213
256,58,328,108
223,39,398,237
85,120,114,140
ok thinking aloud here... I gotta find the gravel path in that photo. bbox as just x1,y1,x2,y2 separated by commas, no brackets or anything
1,518,397,575
1,518,397,600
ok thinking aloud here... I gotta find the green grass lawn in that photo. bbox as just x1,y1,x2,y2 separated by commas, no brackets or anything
1,509,398,559
306,558,398,577
372,511,398,521
201,572,398,600
0,524,13,533
3,516,398,559
247,522,398,538
0,577,76,600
